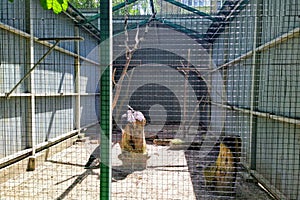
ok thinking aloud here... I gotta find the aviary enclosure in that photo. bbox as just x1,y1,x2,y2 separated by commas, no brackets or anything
0,0,299,199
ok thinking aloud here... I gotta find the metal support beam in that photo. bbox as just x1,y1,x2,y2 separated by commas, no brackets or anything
155,17,203,38
0,22,99,65
24,0,35,163
82,0,217,25
74,27,81,135
209,27,300,74
162,0,217,21
113,0,139,12
113,18,150,35
5,37,83,98
211,102,300,127
249,0,263,171
100,0,112,199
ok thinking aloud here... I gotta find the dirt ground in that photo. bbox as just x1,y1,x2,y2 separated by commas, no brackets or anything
0,125,273,200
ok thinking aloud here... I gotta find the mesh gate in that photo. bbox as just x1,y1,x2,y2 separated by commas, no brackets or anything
0,0,300,199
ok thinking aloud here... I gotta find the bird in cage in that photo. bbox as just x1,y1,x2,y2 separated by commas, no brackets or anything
85,106,147,169
203,135,241,194
84,145,100,169
120,105,147,154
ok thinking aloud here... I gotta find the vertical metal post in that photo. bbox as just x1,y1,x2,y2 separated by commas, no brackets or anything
249,0,263,170
25,0,36,171
100,0,112,199
74,26,81,133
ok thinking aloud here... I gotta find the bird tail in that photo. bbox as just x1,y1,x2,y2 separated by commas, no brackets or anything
84,155,97,169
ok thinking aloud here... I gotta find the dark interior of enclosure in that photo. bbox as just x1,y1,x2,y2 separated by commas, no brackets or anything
112,47,210,127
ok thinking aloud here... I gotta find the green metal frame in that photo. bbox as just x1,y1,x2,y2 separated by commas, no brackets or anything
113,16,205,39
100,0,112,199
113,18,151,35
155,17,204,38
80,0,217,27
113,0,139,12
74,0,254,43
162,0,216,21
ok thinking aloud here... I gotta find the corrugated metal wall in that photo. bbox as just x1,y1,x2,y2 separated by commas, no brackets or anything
0,0,100,159
212,0,300,199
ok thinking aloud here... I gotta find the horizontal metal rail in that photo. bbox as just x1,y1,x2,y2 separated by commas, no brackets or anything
0,22,100,67
211,27,300,73
155,17,204,38
64,5,101,40
211,101,300,126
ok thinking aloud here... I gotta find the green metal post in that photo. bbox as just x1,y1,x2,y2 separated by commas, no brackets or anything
100,0,112,199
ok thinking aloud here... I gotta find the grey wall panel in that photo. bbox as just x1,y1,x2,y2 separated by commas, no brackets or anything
212,36,225,66
33,43,75,94
261,0,300,45
30,0,76,52
227,3,255,61
225,59,253,108
256,117,300,200
35,97,74,143
80,64,100,93
79,29,100,59
0,98,27,158
0,0,26,32
80,95,99,125
0,30,27,93
211,1,300,198
0,0,100,160
258,37,300,119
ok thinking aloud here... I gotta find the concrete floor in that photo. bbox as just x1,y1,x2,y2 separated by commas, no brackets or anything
0,138,195,199
0,125,273,200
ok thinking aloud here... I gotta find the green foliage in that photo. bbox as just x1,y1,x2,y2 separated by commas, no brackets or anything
40,0,69,14
113,0,157,16
195,6,211,14
69,0,99,9
8,0,69,14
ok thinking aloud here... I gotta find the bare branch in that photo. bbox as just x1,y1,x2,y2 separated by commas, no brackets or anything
112,12,153,111
112,68,117,85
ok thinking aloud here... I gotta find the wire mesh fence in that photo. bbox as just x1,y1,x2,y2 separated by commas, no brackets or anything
0,0,299,199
